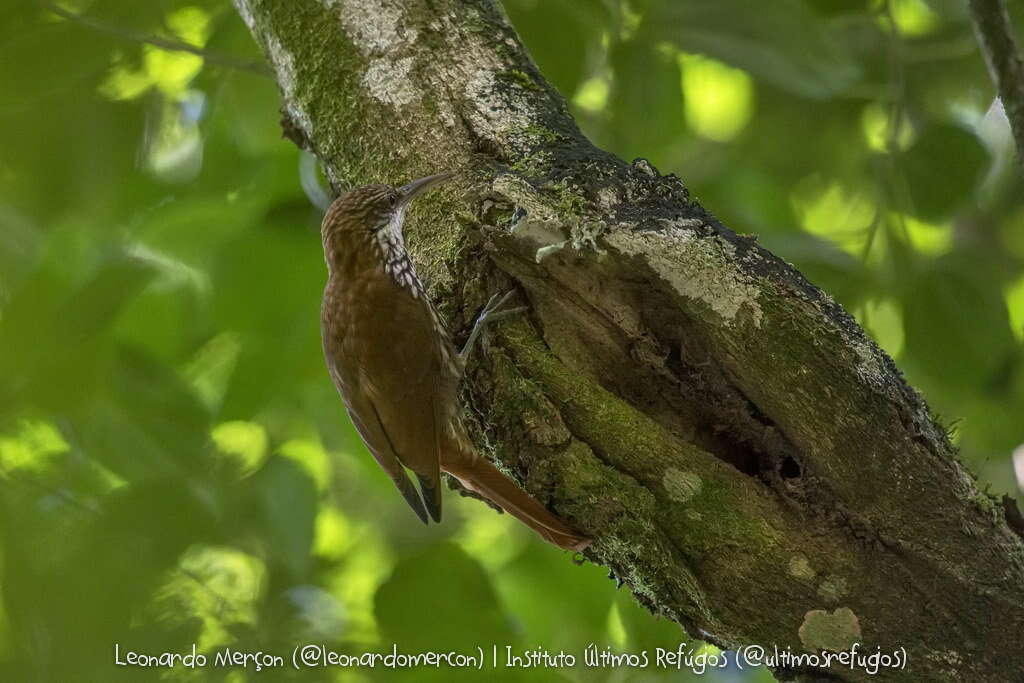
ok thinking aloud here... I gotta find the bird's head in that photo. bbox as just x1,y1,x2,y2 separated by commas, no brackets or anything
321,171,455,244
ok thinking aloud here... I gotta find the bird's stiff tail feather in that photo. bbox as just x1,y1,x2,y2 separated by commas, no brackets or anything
445,457,590,551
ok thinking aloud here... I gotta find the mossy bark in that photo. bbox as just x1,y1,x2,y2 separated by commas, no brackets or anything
233,1,1024,680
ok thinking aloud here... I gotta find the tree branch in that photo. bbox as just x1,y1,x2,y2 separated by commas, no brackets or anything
233,1,1024,680
969,0,1024,170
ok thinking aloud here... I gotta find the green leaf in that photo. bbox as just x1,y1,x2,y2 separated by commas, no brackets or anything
69,343,212,481
643,0,862,98
255,456,318,579
62,250,158,343
1,479,214,680
108,345,212,458
608,40,686,167
493,542,615,650
212,217,324,418
901,123,989,221
503,0,607,96
375,543,515,651
0,248,159,416
902,251,1016,389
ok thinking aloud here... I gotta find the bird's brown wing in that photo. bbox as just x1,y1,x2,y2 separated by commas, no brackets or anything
324,274,445,522
330,374,430,523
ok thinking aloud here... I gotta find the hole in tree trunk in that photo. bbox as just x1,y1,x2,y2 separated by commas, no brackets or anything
780,456,802,479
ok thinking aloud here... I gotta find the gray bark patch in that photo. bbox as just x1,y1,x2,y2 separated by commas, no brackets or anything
799,607,862,651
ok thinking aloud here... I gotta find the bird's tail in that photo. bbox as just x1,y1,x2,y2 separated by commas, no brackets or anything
444,456,590,552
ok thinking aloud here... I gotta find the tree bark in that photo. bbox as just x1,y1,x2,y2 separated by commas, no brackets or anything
969,0,1024,172
232,1,1024,680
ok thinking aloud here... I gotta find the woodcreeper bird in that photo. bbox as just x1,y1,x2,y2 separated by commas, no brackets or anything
319,172,588,551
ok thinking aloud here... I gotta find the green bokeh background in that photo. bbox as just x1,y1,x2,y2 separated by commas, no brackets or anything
1,1,1022,681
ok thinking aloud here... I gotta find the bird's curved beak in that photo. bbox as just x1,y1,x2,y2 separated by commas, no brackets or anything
397,171,456,206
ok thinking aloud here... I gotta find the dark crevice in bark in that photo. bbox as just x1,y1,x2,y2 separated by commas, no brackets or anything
780,456,803,480
279,110,312,151
1003,495,1024,539
489,197,802,488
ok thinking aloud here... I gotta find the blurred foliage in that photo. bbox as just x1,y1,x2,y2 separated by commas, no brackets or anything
0,0,1022,681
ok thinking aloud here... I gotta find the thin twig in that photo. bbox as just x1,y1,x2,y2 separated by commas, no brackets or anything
969,0,1024,172
883,1,917,233
40,1,271,77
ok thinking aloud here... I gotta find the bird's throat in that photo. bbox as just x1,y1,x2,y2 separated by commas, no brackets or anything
324,224,426,300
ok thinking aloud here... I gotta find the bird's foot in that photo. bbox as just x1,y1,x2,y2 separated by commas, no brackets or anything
459,291,527,361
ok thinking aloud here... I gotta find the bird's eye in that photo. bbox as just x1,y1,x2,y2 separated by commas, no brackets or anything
388,193,399,207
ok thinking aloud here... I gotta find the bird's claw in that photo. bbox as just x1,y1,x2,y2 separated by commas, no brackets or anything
459,290,526,362
477,291,526,325
481,291,514,316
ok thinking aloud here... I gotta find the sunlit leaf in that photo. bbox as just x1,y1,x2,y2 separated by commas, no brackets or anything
613,590,686,653
0,419,68,477
183,332,243,412
279,439,332,491
791,176,877,257
313,505,354,560
680,53,755,142
327,532,393,642
211,420,268,476
573,77,609,113
1006,275,1024,342
854,298,905,358
152,545,266,651
861,102,914,152
899,213,952,257
889,0,941,36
